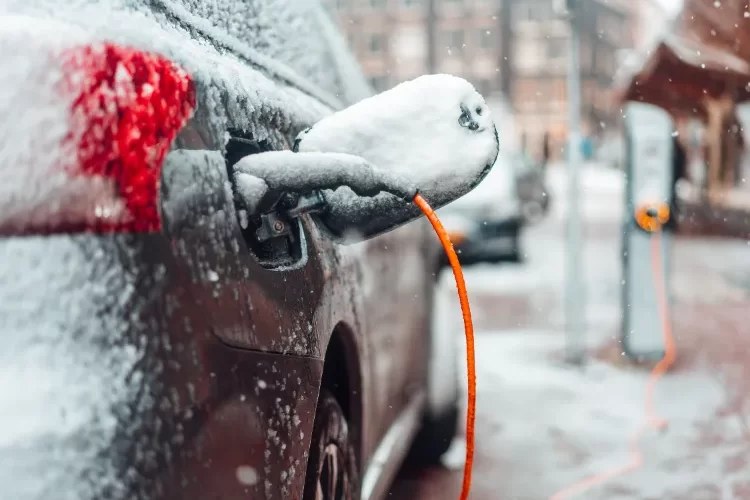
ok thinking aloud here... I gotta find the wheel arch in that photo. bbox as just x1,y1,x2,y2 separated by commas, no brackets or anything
320,321,364,467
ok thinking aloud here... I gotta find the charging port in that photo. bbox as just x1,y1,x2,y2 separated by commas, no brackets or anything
224,130,306,269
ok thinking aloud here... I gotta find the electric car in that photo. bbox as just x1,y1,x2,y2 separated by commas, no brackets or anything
438,149,525,264
0,2,462,500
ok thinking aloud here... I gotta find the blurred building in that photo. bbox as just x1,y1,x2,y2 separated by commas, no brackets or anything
326,0,637,161
325,0,508,96
510,0,635,159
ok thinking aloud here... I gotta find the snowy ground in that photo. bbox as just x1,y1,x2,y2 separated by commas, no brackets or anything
390,163,750,500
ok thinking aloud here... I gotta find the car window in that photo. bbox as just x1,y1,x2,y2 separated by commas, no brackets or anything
162,0,368,104
441,153,517,213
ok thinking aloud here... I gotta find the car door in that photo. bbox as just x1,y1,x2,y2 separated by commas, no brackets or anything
164,0,436,460
353,220,435,448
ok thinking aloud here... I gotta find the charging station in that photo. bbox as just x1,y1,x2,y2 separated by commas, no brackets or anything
621,102,675,361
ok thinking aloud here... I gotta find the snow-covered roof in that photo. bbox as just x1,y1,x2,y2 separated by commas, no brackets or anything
651,33,750,75
613,30,750,105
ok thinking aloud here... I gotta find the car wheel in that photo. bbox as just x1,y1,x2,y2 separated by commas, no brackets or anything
303,390,360,500
408,401,460,465
504,224,522,264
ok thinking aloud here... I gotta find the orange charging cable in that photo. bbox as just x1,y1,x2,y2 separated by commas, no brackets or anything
550,224,677,500
413,193,476,500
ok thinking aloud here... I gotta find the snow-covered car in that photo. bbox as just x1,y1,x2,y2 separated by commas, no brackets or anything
0,2,467,500
438,151,524,264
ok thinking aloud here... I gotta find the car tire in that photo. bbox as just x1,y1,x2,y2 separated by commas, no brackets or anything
303,390,360,500
408,400,460,465
507,225,522,264
521,199,545,225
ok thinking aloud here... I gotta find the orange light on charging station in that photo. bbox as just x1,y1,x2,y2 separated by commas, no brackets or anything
634,202,670,232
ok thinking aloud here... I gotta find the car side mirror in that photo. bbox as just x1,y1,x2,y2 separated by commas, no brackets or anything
233,74,500,243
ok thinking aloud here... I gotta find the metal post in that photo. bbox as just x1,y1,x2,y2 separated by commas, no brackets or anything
499,0,513,100
426,0,436,74
564,3,585,365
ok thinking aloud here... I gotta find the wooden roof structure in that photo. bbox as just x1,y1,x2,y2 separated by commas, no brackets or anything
678,0,750,62
615,0,750,116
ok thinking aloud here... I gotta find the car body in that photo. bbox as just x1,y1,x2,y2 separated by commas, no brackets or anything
0,2,460,500
438,150,524,264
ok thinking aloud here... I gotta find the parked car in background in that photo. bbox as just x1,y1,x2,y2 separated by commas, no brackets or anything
438,150,524,264
1,1,464,499
514,152,551,225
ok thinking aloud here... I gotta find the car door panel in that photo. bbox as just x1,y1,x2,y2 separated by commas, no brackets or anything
162,0,437,477
357,219,433,452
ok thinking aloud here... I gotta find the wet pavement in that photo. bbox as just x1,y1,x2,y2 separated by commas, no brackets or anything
388,164,750,500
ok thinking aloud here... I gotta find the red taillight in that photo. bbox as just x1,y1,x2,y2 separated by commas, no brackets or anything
57,42,196,233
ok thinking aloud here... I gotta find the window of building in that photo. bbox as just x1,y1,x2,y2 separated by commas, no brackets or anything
514,40,543,71
368,33,385,53
514,79,540,110
393,25,427,60
478,29,494,49
473,0,494,8
401,0,421,6
444,29,465,52
369,75,389,92
513,0,550,22
546,38,565,59
595,46,614,75
512,3,527,21
475,77,492,96
580,39,592,71
369,0,387,9
555,78,566,102
599,14,621,44
584,80,596,108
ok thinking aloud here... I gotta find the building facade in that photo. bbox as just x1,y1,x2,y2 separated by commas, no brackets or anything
327,0,508,96
510,0,633,160
327,0,636,161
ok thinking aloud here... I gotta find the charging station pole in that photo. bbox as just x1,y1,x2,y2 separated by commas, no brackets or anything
555,0,585,365
621,102,675,360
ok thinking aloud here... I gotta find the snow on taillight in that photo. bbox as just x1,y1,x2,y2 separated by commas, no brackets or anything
0,40,195,236
58,42,196,233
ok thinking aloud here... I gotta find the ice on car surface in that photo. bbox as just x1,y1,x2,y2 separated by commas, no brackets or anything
0,1,371,499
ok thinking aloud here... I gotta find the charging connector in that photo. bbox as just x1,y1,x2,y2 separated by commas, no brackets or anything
634,201,670,233
233,150,418,216
232,149,478,500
